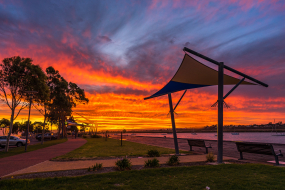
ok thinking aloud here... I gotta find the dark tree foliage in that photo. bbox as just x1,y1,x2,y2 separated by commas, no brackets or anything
45,67,89,138
0,58,89,148
11,122,22,134
1,119,49,134
0,118,10,135
33,121,49,133
0,56,49,152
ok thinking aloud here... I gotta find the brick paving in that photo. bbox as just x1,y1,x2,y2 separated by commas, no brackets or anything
0,138,86,178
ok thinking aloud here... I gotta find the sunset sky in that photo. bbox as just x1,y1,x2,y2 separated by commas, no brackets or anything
0,1,285,130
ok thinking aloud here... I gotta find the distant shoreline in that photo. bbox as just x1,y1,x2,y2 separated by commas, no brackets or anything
111,128,285,133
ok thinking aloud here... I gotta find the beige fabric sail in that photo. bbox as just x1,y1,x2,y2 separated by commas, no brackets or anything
172,54,254,85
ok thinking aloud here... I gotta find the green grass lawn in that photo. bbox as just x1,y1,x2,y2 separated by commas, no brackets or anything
0,139,67,159
1,164,285,190
54,138,187,160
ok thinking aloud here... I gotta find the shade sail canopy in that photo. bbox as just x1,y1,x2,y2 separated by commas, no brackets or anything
145,54,255,100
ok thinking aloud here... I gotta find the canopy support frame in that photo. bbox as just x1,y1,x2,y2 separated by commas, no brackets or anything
211,77,245,107
168,93,180,155
217,62,224,163
174,90,187,111
183,47,268,164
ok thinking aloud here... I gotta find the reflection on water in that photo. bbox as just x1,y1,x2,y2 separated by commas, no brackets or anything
131,132,285,144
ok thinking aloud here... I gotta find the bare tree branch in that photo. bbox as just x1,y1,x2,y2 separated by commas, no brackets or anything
0,86,12,109
33,104,45,116
15,94,23,107
13,104,28,120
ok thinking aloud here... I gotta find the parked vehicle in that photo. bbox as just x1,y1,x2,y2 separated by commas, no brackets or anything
36,133,57,141
35,133,42,140
0,136,29,148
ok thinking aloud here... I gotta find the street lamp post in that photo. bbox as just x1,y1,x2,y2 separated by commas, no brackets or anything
25,91,37,152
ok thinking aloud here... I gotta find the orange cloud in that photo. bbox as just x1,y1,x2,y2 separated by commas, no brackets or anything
0,0,285,131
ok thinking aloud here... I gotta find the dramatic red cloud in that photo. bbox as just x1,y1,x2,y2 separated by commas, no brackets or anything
0,0,284,131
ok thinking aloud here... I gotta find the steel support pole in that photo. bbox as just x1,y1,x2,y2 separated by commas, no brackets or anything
25,97,32,152
217,62,224,163
168,93,179,155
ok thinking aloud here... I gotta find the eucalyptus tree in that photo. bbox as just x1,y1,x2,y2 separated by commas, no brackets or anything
45,66,89,138
64,82,89,135
0,56,49,152
45,66,71,138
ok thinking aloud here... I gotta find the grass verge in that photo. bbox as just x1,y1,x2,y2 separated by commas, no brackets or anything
53,138,187,160
1,164,285,189
0,139,67,159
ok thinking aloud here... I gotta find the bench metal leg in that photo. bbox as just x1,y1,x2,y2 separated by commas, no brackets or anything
206,147,208,154
239,152,243,160
190,145,192,151
275,156,280,165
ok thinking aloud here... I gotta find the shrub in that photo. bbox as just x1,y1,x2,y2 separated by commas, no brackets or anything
82,135,87,138
167,155,180,166
144,158,160,168
87,167,91,172
115,158,132,171
147,149,160,157
91,134,102,138
206,152,215,162
92,163,103,171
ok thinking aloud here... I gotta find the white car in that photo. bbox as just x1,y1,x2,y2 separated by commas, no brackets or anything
0,136,29,148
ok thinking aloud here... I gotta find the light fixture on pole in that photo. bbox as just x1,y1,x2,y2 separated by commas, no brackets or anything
25,91,37,152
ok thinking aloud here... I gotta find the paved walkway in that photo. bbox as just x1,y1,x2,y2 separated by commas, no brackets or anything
3,135,284,179
0,138,86,178
3,155,235,178
115,136,285,163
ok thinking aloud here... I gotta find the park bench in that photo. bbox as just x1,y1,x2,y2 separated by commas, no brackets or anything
187,139,212,154
236,142,283,165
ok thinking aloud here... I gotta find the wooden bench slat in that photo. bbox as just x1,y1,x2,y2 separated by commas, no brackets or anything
237,143,273,155
187,139,211,154
188,139,206,147
236,142,283,165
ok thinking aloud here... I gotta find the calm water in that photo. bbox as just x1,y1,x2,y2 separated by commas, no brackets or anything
128,132,285,144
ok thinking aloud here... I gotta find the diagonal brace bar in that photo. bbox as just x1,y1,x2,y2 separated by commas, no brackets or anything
167,90,187,116
174,90,187,111
224,77,245,99
211,77,245,107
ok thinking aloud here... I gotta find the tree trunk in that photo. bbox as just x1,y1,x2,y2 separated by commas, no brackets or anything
57,117,61,139
5,108,15,152
50,123,52,140
61,116,65,138
41,114,46,145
